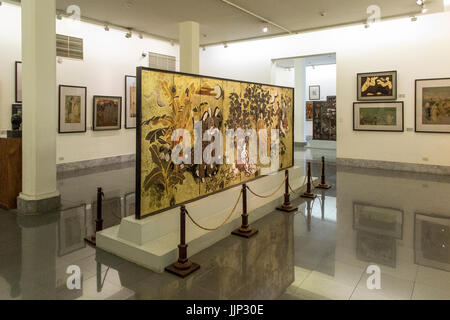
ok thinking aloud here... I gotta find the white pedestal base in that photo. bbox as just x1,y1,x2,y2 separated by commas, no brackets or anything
97,167,317,273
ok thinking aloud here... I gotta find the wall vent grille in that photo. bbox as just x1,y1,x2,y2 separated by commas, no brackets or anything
56,34,84,60
148,52,176,71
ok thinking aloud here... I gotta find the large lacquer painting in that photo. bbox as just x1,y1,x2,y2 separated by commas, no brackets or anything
137,68,294,218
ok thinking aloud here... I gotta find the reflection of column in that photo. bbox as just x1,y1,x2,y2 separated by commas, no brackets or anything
18,0,60,212
18,214,58,299
294,58,306,144
306,200,312,232
321,190,326,220
179,21,199,74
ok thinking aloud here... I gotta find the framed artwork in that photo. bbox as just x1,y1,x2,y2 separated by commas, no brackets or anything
93,95,122,131
313,101,336,141
58,204,86,257
136,68,294,219
305,101,314,121
309,85,320,100
92,197,122,229
125,75,137,129
353,203,403,239
414,213,450,272
353,101,404,132
415,78,450,133
357,71,397,101
327,96,336,103
12,104,22,116
125,192,135,217
58,85,87,133
356,231,396,267
15,61,22,103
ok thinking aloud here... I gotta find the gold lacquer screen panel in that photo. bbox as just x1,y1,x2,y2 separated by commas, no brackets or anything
137,68,294,218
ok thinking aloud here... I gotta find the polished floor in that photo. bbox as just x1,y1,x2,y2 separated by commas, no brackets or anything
1,148,450,300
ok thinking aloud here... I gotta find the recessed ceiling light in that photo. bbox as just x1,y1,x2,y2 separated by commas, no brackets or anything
262,26,269,33
416,0,424,5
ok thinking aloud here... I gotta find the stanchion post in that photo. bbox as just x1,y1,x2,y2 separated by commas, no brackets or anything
85,187,104,246
232,184,259,238
301,162,317,199
316,156,332,190
277,170,297,212
165,205,200,278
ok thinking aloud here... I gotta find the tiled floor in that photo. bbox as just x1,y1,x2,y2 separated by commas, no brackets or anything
1,147,450,300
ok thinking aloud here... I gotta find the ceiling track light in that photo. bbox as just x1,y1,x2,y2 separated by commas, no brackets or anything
125,29,132,38
416,0,424,5
223,42,228,48
411,15,418,21
104,25,110,31
202,46,206,51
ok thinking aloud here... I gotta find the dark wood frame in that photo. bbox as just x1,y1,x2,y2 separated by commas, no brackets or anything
353,202,404,240
309,85,320,100
125,75,137,129
92,95,122,131
414,212,450,272
15,61,22,103
58,85,87,134
305,101,314,121
357,70,397,101
135,67,295,220
353,101,404,132
415,77,450,134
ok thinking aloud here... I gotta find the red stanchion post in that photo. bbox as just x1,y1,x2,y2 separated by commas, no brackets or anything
277,170,297,212
165,205,200,278
301,162,317,199
232,184,259,238
316,156,332,190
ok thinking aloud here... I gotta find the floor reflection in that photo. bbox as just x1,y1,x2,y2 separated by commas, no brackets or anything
1,148,450,300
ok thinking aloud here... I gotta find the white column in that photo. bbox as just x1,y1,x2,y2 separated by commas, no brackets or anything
19,0,60,208
294,58,306,144
179,21,200,74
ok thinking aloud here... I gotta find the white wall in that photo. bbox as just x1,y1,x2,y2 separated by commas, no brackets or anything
0,3,179,164
272,65,295,87
200,11,450,167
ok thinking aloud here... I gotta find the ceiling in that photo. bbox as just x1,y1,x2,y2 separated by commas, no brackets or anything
12,0,445,45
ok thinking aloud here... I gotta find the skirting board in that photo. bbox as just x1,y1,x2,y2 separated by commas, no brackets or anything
97,168,319,273
57,154,136,174
337,157,450,175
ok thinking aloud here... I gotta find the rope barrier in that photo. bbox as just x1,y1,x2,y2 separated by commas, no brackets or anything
186,189,243,231
288,166,310,194
246,176,287,199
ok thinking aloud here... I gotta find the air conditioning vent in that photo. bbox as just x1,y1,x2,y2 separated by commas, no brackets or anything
148,52,176,71
56,34,83,60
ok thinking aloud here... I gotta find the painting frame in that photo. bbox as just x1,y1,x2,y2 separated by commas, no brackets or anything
309,85,320,100
15,61,22,103
136,67,295,220
125,75,137,129
414,212,450,272
353,202,403,240
353,101,404,132
305,101,314,121
357,70,397,101
58,85,87,134
92,95,122,131
415,78,450,134
58,204,87,257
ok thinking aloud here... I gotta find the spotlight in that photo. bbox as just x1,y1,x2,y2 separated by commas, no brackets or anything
104,25,110,31
57,14,63,20
416,0,424,5
202,46,206,51
411,15,418,21
422,6,428,13
223,42,228,48
262,26,269,33
139,33,144,39
364,23,370,29
142,52,147,58
125,29,132,38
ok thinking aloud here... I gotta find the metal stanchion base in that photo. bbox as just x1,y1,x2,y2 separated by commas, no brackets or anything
165,262,200,278
84,236,96,246
301,193,317,199
231,227,259,239
277,204,298,212
316,184,332,190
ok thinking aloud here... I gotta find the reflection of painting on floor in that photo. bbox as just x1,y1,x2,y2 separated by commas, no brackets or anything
422,86,450,125
138,69,294,218
65,95,81,123
360,107,396,126
356,232,396,267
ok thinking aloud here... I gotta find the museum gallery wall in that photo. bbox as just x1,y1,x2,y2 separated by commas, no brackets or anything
137,68,294,218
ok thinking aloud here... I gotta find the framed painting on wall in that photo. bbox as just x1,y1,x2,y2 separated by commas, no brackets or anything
414,213,450,272
353,102,404,132
93,95,122,131
353,203,403,239
15,61,22,103
415,78,450,133
327,96,336,103
125,75,137,129
58,85,87,133
313,101,336,141
305,101,314,121
357,71,397,101
309,85,320,100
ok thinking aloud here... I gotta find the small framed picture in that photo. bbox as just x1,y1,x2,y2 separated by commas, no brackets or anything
305,101,314,121
353,101,404,132
58,204,86,257
357,71,397,101
15,61,22,103
12,104,22,116
415,78,450,133
327,96,336,103
125,75,137,129
309,85,320,100
93,95,122,131
59,85,87,133
353,203,403,239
